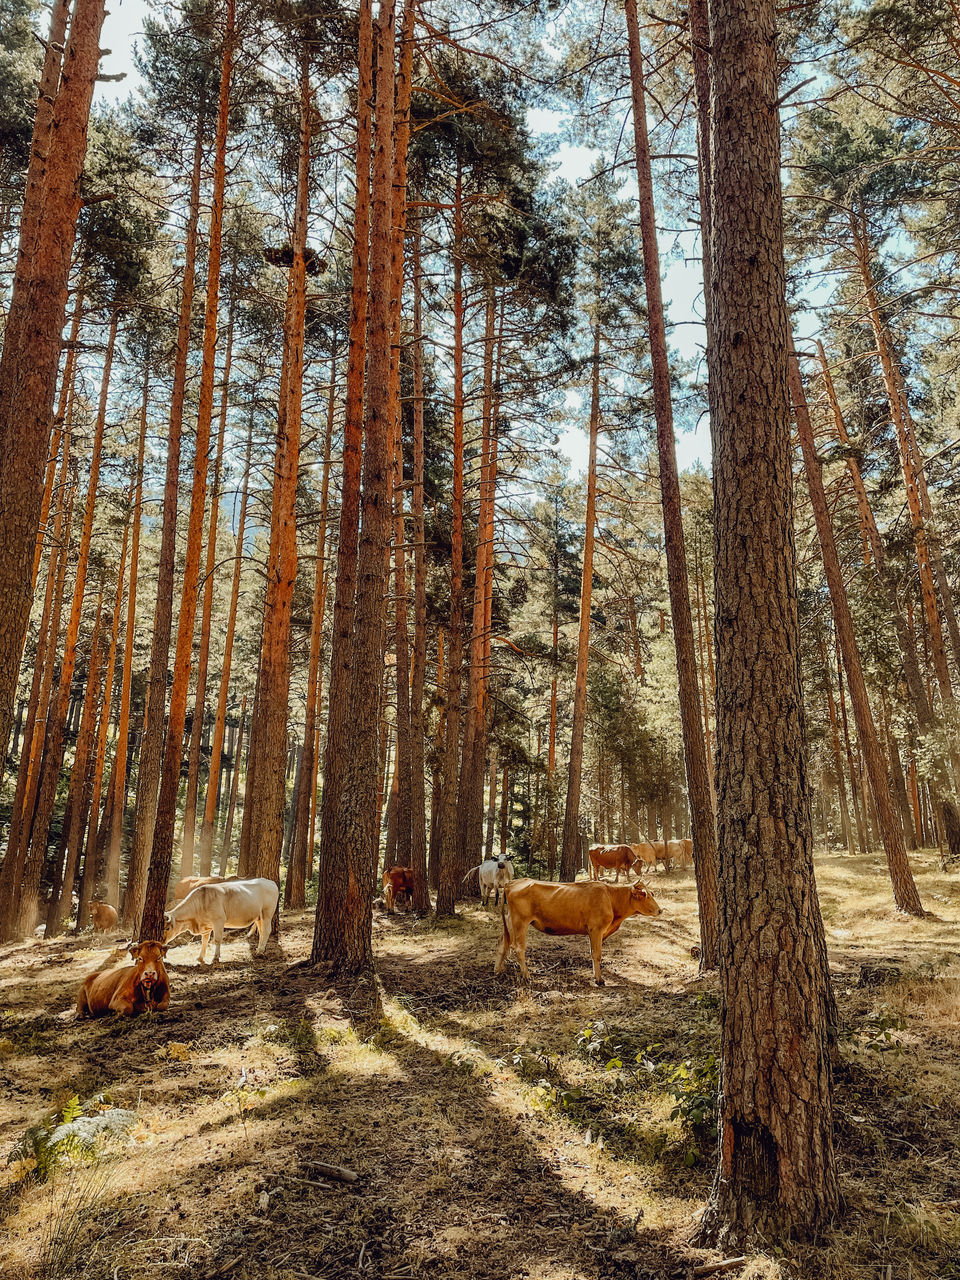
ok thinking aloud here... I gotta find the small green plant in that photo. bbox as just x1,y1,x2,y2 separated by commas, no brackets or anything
7,1093,134,1184
662,1054,719,1167
222,1069,266,1142
844,1005,909,1059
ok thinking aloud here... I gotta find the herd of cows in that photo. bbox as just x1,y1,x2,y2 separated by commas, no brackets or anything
72,838,686,1017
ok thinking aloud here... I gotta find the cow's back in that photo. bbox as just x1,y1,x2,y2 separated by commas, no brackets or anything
507,878,614,934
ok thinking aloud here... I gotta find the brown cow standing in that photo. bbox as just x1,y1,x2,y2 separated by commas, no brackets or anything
587,844,636,882
77,942,170,1018
383,866,413,913
89,901,118,932
495,878,662,985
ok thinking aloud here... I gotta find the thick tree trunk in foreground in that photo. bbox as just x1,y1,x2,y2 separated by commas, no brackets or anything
313,0,397,971
312,0,373,959
626,0,719,968
0,0,105,766
560,325,601,882
696,0,839,1244
790,340,923,915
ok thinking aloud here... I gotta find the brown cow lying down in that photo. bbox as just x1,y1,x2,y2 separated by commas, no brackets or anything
587,844,636,882
172,873,237,903
495,878,662,986
90,900,118,932
77,941,170,1018
383,866,413,913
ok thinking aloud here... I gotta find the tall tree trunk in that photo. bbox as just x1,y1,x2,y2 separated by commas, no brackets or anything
626,0,719,967
819,632,856,856
560,325,601,882
287,345,337,909
198,419,253,873
0,0,105,764
312,0,373,958
247,47,310,901
139,3,233,942
182,303,234,876
408,212,431,912
46,588,106,936
124,109,206,929
434,167,467,917
9,310,115,940
816,343,960,866
220,697,246,874
789,340,923,915
313,0,397,972
106,366,148,907
696,0,839,1242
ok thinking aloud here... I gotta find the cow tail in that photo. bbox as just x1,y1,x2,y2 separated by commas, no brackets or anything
461,864,481,884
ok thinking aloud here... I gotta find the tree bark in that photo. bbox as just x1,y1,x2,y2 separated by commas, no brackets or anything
139,2,233,942
560,325,601,882
124,108,206,929
790,339,923,915
626,0,719,967
0,0,105,765
312,0,373,958
696,0,839,1243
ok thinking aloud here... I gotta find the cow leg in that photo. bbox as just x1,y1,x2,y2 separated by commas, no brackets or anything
514,921,532,982
255,914,269,955
198,930,211,964
213,922,225,963
588,930,604,986
76,986,90,1018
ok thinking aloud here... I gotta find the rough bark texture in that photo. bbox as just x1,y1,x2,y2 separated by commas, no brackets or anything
313,0,396,972
697,0,839,1244
0,0,104,767
626,0,719,968
312,0,373,958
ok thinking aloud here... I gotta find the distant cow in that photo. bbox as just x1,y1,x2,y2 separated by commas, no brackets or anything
163,878,279,964
495,878,662,986
630,842,658,873
383,866,413,914
587,844,636,882
677,838,693,869
90,901,118,932
172,874,235,903
463,855,514,905
77,941,170,1018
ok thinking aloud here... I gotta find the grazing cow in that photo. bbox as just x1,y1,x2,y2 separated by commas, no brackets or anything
644,839,669,872
495,878,662,986
383,866,414,914
587,844,637,882
89,901,118,932
665,839,686,871
678,838,693,869
630,841,658,874
463,855,514,905
172,874,233,903
77,941,170,1018
163,877,279,964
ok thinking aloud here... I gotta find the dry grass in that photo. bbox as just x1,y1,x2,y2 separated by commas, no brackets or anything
1,849,959,1280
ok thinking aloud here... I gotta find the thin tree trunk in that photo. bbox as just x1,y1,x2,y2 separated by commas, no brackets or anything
139,4,233,942
106,366,148,907
626,0,719,966
248,46,310,903
220,697,246,875
124,109,206,929
790,340,922,915
560,325,600,882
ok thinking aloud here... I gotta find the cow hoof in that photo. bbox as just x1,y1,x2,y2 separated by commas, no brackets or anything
595,978,605,987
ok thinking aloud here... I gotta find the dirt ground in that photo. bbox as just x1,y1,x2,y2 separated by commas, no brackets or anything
2,851,960,1280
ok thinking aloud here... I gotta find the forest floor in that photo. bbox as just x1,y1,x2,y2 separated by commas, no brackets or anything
1,851,960,1280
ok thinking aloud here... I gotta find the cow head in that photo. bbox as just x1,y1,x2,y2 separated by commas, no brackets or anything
628,883,662,917
128,941,168,989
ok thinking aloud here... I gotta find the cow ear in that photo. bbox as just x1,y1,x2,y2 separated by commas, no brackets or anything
127,943,141,957
160,944,169,955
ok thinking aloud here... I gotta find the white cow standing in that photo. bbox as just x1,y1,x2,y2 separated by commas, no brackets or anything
163,877,279,964
463,855,514,906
